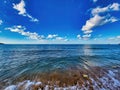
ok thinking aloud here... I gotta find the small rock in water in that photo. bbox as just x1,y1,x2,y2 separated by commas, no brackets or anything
83,74,88,78
112,66,119,69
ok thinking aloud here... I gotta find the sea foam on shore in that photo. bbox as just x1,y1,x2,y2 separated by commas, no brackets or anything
4,69,120,90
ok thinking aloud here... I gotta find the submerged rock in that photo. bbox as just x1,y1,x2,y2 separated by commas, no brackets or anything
83,74,88,78
112,66,119,69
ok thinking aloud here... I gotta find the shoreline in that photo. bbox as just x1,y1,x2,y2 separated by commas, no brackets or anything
3,66,120,90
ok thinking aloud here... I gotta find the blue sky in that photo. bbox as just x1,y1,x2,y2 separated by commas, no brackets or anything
0,0,120,44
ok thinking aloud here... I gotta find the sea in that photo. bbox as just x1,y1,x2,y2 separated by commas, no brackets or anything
0,44,120,90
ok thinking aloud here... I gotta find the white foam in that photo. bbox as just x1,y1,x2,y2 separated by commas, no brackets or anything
107,70,120,87
98,70,120,89
44,85,49,90
24,81,35,90
35,82,42,86
4,85,17,90
4,70,120,90
4,80,42,90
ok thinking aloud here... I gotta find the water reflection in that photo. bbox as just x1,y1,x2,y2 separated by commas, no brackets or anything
82,45,97,67
83,45,93,56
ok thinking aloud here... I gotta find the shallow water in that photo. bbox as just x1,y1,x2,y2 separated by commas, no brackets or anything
0,44,120,90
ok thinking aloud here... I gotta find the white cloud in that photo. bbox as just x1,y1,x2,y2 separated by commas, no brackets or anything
82,15,118,33
82,34,91,40
13,0,39,22
92,3,120,16
27,14,39,22
5,25,68,42
13,0,26,15
92,0,98,3
5,25,44,40
110,3,120,11
56,37,68,41
117,36,120,39
47,34,58,39
77,34,81,39
64,39,68,41
56,37,64,40
0,20,3,25
77,34,92,40
93,38,97,40
47,34,68,41
84,30,93,34
108,37,115,40
0,20,3,33
81,3,120,39
108,36,120,40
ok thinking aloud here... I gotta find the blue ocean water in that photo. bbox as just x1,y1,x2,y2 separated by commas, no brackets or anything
0,44,120,89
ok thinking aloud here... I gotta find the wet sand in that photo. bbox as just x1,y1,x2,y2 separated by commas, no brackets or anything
3,66,120,90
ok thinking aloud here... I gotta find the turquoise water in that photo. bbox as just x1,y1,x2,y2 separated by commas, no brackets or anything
0,44,120,89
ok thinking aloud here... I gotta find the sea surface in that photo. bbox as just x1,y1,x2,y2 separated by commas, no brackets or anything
0,44,120,90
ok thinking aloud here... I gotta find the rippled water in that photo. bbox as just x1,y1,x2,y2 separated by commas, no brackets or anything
0,44,120,90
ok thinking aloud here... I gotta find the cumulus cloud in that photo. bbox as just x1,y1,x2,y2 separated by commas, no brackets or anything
77,34,81,39
81,3,120,39
92,3,120,16
5,25,44,40
82,15,118,33
13,0,39,22
13,0,26,15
